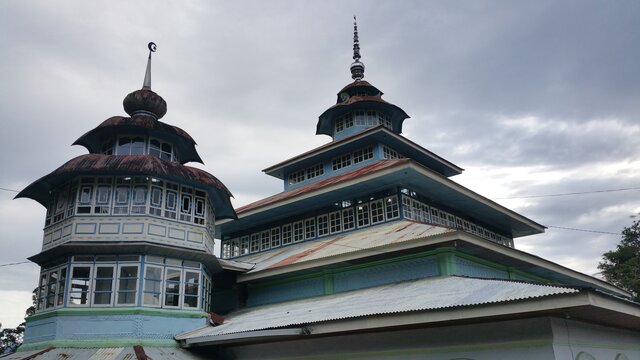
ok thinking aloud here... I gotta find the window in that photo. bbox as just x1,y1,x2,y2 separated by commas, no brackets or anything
116,266,138,305
353,146,373,164
143,266,163,307
222,240,231,258
69,266,92,306
378,113,392,130
94,185,111,214
342,208,355,231
116,137,145,155
385,196,399,220
288,170,305,185
250,233,260,252
240,236,250,255
194,194,206,225
183,271,200,308
150,186,163,216
304,218,316,239
282,224,292,245
261,231,271,251
306,163,324,180
430,208,441,225
335,117,344,132
270,228,281,248
180,188,192,222
370,200,385,224
332,154,352,171
230,239,240,257
165,188,178,219
382,145,400,159
132,185,147,214
164,268,181,307
317,214,329,236
37,267,66,311
93,266,115,306
357,203,370,228
293,221,304,242
402,195,413,220
329,211,342,234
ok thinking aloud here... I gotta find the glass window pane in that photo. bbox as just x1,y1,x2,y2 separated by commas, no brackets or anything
130,137,145,155
183,296,198,308
144,293,160,306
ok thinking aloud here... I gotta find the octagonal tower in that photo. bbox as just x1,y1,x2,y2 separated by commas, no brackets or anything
15,44,236,350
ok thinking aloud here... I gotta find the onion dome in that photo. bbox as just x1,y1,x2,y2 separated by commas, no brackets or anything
73,43,203,164
15,154,237,220
122,42,167,119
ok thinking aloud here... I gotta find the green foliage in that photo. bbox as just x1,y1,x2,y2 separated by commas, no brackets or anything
598,219,640,302
0,290,36,355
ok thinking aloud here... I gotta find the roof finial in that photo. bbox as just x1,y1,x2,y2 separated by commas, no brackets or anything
142,42,157,90
350,16,365,81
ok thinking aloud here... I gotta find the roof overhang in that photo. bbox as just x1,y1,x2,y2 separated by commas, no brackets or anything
263,126,463,179
316,99,409,137
180,328,307,347
232,228,627,298
73,116,203,164
176,284,640,347
28,241,223,273
15,154,237,220
220,160,542,237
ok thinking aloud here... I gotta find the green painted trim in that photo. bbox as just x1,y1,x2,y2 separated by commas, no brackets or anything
26,307,208,322
454,252,549,283
250,248,448,288
19,338,179,351
437,250,456,276
247,246,548,296
323,271,334,295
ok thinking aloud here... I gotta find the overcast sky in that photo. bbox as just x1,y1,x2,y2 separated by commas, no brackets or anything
1,0,639,328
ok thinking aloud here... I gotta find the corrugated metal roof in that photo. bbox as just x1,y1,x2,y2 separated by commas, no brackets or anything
14,154,236,220
1,347,207,360
237,159,409,214
232,220,454,274
73,115,202,164
176,276,578,339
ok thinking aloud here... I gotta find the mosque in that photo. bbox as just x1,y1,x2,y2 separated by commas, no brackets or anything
6,19,640,360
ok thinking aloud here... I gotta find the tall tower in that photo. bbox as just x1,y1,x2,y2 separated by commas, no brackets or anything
15,43,236,351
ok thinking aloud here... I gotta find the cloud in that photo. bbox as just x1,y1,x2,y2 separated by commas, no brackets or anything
1,0,639,328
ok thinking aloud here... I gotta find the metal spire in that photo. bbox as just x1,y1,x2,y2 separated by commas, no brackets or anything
350,16,365,81
142,42,157,90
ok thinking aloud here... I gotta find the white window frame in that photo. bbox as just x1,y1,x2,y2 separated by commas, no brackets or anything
142,264,164,308
115,264,139,306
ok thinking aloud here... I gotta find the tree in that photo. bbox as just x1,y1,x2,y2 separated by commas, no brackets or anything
0,290,36,354
598,219,640,302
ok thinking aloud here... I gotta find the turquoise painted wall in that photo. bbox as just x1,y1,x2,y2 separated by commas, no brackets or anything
22,310,208,349
245,250,546,307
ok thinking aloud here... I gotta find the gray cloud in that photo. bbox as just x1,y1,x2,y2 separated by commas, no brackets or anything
1,0,639,327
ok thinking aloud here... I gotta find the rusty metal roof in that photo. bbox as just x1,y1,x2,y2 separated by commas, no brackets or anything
15,154,236,220
231,220,454,275
0,346,207,360
73,116,203,164
238,159,408,214
176,276,579,339
338,80,381,94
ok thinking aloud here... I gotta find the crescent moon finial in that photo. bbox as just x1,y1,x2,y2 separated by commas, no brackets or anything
148,42,157,52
